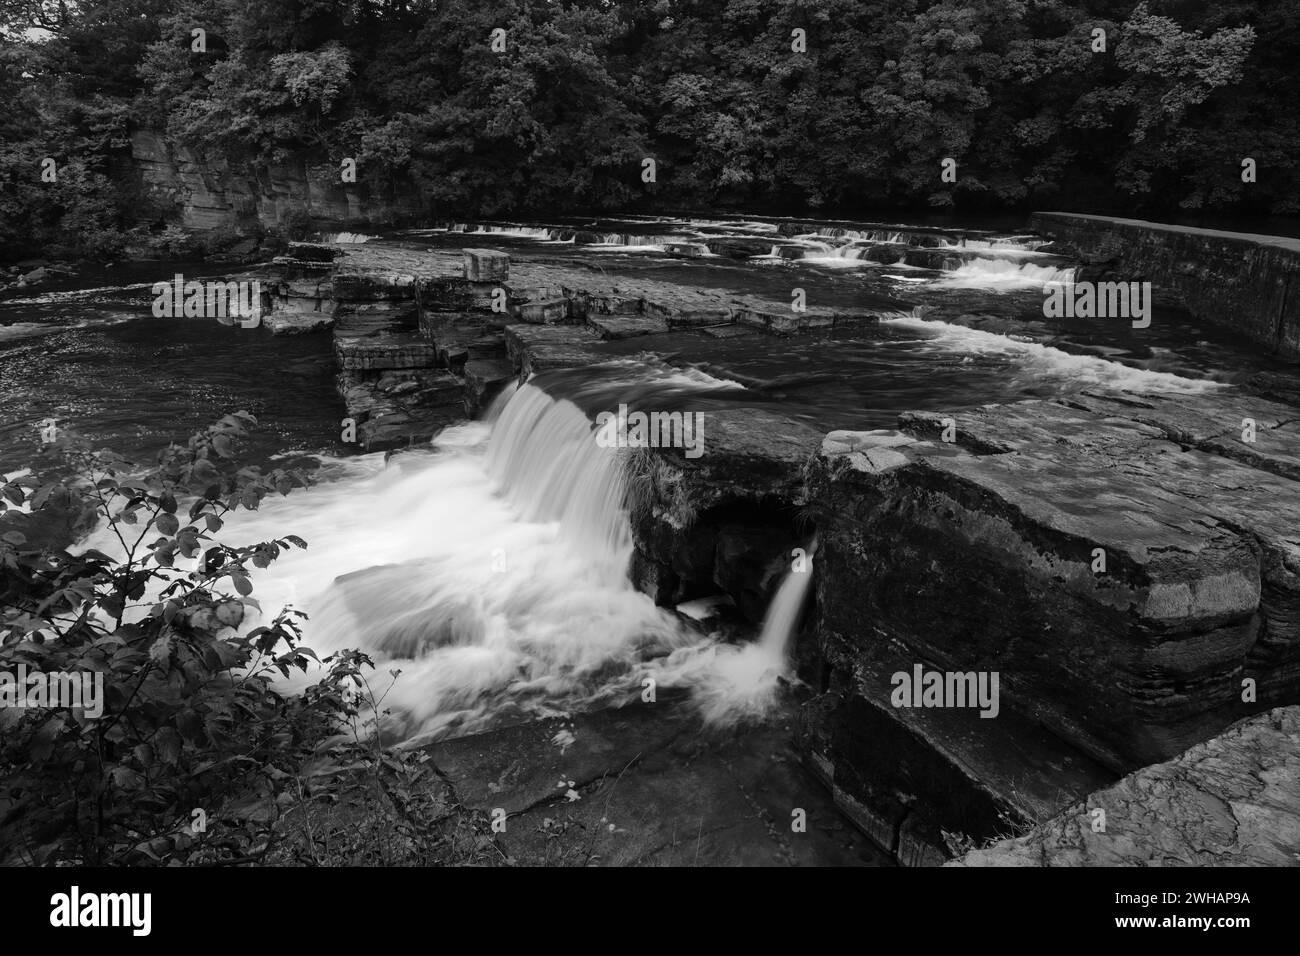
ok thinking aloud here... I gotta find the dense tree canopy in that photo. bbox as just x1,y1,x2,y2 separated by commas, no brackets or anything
2,0,1296,258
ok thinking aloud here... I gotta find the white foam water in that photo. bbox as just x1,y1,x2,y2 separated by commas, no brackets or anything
81,380,804,741
880,312,1224,395
226,385,700,741
0,282,158,305
652,542,814,726
0,313,142,342
321,232,376,244
457,224,558,241
929,257,1076,289
938,237,1051,258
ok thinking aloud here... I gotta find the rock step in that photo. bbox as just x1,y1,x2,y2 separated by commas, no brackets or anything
516,297,569,324
1064,389,1300,483
569,289,644,318
663,242,710,258
643,298,733,328
262,310,333,335
816,400,1300,771
462,358,516,413
334,332,438,371
334,303,418,338
420,698,888,866
417,277,506,312
587,315,671,339
333,272,417,301
338,368,467,452
700,324,759,339
733,303,877,335
798,631,1117,865
466,332,506,358
273,277,333,298
703,236,777,258
504,324,605,376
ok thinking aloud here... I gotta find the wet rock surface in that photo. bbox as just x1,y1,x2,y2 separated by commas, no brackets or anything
625,405,823,618
802,387,1300,862
951,706,1300,866
420,696,889,866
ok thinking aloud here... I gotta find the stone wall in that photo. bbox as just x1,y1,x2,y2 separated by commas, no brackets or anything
1030,212,1300,359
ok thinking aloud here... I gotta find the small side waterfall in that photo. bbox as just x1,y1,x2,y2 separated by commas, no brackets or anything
656,539,816,726
756,539,817,661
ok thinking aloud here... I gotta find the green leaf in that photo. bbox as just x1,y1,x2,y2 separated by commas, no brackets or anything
156,513,180,536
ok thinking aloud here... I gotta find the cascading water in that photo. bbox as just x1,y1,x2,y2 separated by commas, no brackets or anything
81,377,806,742
930,257,1077,288
319,232,376,244
756,539,816,660
458,224,561,241
651,539,816,726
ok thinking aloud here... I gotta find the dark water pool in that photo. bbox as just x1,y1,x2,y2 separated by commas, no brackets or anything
0,262,343,475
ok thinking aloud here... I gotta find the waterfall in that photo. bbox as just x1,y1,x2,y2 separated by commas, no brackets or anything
589,232,697,248
809,227,903,243
485,382,632,576
75,381,692,742
320,232,375,244
79,375,818,738
938,237,1051,258
655,540,816,726
756,540,816,660
930,257,1077,288
462,224,559,240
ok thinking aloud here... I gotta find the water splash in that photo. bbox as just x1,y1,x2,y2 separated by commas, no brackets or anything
654,540,816,727
77,377,821,743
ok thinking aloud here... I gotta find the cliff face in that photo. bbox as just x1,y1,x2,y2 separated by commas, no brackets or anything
129,129,421,232
1031,212,1300,359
